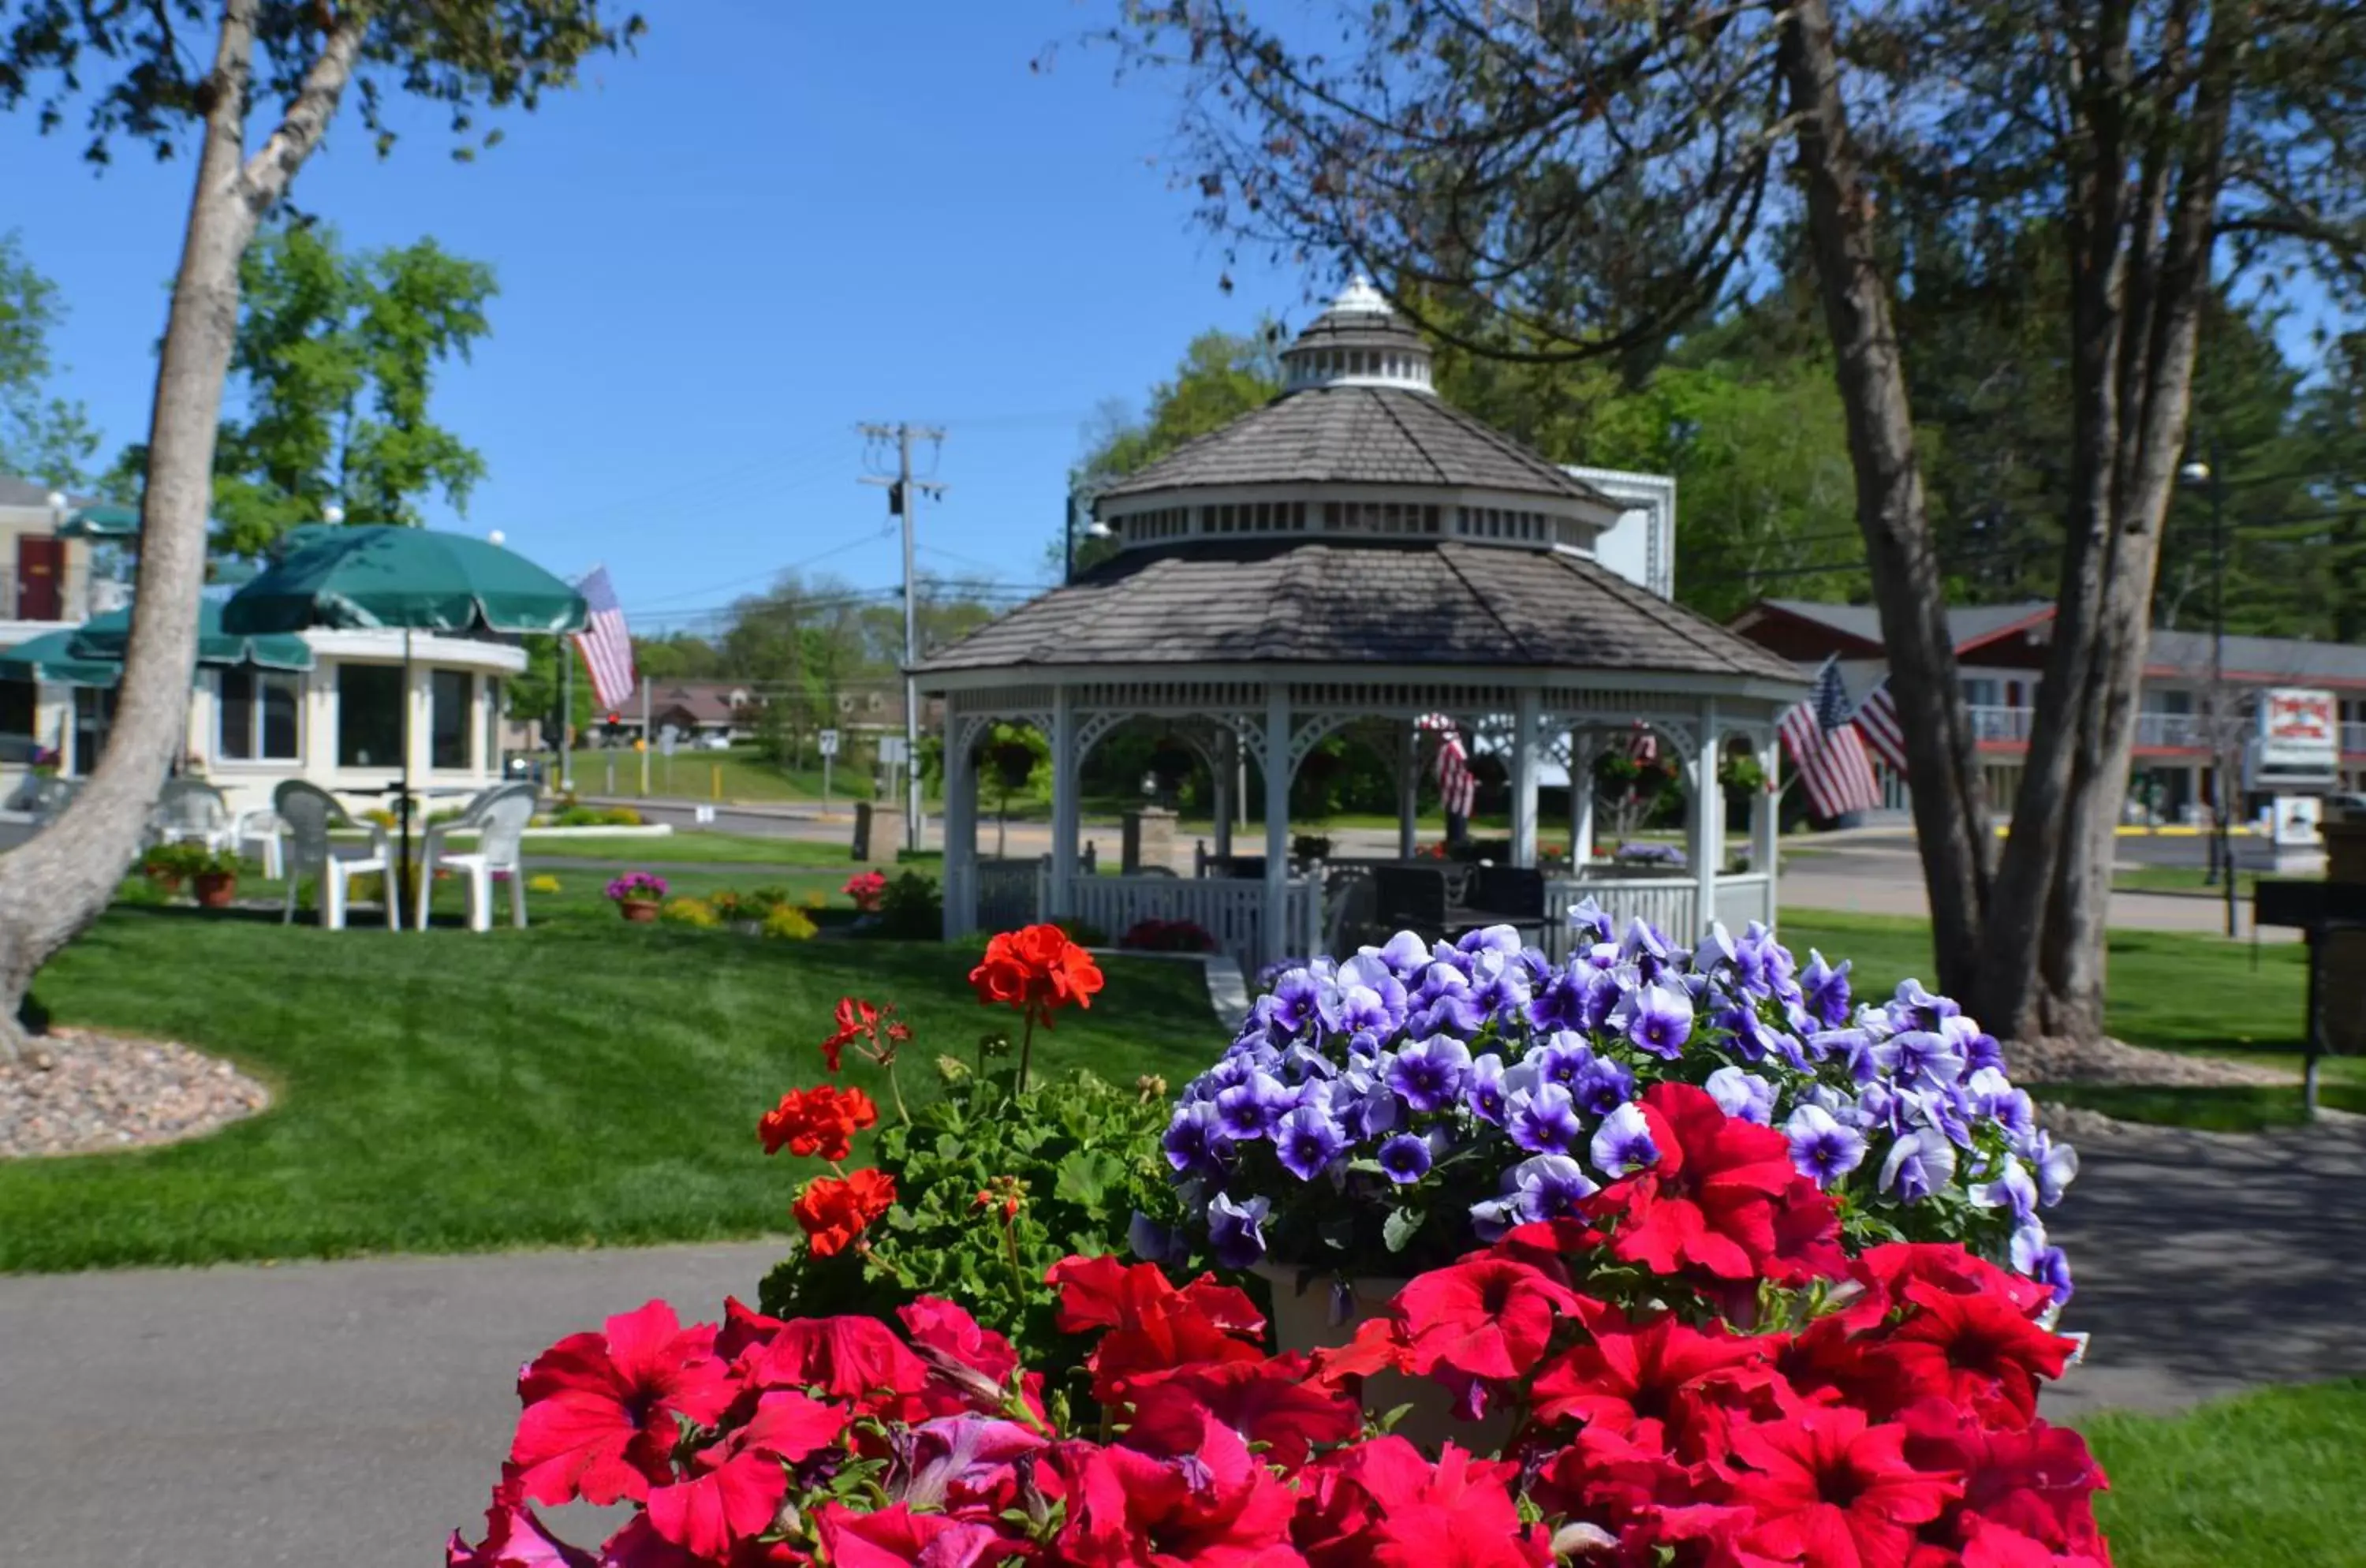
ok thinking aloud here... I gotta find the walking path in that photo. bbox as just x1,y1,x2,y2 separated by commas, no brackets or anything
2,1118,2360,1566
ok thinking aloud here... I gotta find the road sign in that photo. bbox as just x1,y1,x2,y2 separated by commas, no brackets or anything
819,728,841,758
659,724,679,758
879,735,909,766
694,805,716,825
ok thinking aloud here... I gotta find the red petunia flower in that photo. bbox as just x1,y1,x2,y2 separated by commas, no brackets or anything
758,1082,879,1160
733,1309,934,1421
1584,1082,1828,1283
1047,1255,1267,1404
1873,1279,2079,1429
1528,1300,1776,1456
1726,1404,1962,1568
508,1300,738,1508
793,1168,897,1258
1390,1256,1584,1386
821,996,880,1072
817,1501,1013,1568
1053,1412,1303,1568
1126,1354,1363,1470
446,1471,593,1567
1297,1438,1545,1568
644,1391,845,1559
968,924,1105,1028
1898,1398,2110,1564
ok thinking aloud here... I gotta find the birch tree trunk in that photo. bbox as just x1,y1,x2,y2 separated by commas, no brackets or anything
1778,0,1994,999
0,2,364,1061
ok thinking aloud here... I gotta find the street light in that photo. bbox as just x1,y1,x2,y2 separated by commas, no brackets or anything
322,502,346,525
2178,448,2236,935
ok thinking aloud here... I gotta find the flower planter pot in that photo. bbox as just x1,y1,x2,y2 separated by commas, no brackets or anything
617,899,661,924
192,872,238,909
144,870,185,896
1251,1261,1512,1454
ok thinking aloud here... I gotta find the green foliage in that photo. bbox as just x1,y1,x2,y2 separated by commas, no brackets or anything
138,842,210,880
870,872,942,941
757,1066,1187,1400
0,230,99,489
129,222,498,558
508,635,597,737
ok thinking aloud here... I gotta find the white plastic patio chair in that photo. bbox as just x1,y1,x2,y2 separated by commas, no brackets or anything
233,808,285,879
273,779,401,931
414,781,537,931
149,778,239,855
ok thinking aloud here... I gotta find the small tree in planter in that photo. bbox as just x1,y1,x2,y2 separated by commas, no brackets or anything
980,723,1047,860
137,842,207,894
605,872,668,922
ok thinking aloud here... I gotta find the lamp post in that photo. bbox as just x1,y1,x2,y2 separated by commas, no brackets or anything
2178,453,2237,938
1062,493,1116,584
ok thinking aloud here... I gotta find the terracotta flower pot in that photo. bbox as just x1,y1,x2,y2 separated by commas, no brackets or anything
618,898,661,924
144,870,185,895
192,872,237,909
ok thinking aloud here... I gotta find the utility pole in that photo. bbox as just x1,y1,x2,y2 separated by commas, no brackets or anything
2182,447,2238,937
859,422,946,854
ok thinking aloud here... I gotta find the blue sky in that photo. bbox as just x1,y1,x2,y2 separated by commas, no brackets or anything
2,2,1309,633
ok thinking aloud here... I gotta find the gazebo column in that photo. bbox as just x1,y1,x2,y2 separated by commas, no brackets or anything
1511,689,1541,868
942,712,977,939
1396,722,1420,859
1689,700,1722,935
1263,685,1290,964
1754,725,1782,923
1048,687,1078,919
1569,730,1595,866
1212,727,1236,860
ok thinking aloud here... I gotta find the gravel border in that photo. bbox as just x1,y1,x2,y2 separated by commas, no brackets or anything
2010,1033,2292,1087
0,1029,271,1159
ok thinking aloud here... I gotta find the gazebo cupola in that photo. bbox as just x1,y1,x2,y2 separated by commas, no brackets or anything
1278,275,1435,392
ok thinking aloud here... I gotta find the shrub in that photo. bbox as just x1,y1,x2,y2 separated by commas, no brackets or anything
1118,917,1217,953
525,874,562,895
360,807,398,829
870,870,942,939
601,805,644,827
660,896,722,929
762,905,819,941
139,842,210,881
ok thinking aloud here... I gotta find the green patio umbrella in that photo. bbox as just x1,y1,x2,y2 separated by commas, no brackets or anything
68,601,315,672
56,503,140,540
0,628,121,689
222,524,588,900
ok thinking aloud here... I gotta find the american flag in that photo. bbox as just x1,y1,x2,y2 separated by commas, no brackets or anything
1852,677,1908,774
1417,713,1476,817
570,566,637,712
1779,657,1883,819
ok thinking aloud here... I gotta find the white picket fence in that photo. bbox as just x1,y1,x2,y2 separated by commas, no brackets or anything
1539,872,1774,961
1055,872,1323,973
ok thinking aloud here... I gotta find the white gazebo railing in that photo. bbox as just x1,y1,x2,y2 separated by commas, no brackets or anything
1540,871,1775,961
1047,868,1323,975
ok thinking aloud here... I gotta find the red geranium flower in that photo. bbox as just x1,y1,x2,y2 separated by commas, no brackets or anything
509,1300,738,1507
793,1168,897,1257
1585,1082,1826,1282
968,923,1105,1027
1726,1405,1962,1568
1390,1256,1584,1386
645,1391,845,1559
1528,1301,1776,1454
758,1083,879,1160
821,996,881,1072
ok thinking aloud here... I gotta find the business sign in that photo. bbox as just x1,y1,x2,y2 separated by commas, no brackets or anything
2260,689,2338,770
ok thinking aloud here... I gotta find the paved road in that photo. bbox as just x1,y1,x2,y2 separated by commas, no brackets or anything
4,1118,2362,1566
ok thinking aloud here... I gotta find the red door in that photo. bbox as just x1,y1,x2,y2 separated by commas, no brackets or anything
16,535,62,621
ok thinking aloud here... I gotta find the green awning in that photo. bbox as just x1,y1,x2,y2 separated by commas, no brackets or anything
56,504,140,539
68,602,315,672
222,524,588,636
0,629,121,689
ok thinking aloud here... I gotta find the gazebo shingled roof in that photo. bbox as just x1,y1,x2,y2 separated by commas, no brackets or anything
915,539,1800,680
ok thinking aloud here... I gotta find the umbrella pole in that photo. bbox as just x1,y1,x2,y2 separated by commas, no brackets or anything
401,627,415,920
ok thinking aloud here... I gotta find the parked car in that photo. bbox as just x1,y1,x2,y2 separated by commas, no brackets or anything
694,734,733,752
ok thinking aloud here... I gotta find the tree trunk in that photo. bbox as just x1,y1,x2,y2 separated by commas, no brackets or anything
1778,0,1992,997
0,2,363,1060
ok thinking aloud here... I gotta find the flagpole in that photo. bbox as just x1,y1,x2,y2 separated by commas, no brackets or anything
558,643,574,794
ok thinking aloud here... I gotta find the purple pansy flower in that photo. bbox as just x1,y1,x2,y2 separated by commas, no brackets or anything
1456,923,1524,958
1465,1053,1510,1126
1784,1103,1868,1187
1377,1132,1434,1184
1213,1071,1289,1142
1571,1056,1636,1118
1206,1191,1269,1268
2027,1130,2079,1206
1508,1154,1599,1223
1373,930,1435,980
1510,1082,1584,1155
1162,1102,1233,1176
1591,1101,1660,1177
1274,1103,1348,1182
1617,980,1695,1059
1387,1035,1473,1114
1878,1129,1958,1202
1704,1066,1777,1126
1800,950,1853,1029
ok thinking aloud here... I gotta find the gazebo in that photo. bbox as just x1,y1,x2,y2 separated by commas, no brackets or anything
913,280,1808,967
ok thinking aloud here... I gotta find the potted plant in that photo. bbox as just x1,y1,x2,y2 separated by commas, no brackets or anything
604,871,668,921
842,868,888,916
1159,908,2081,1376
191,849,247,909
138,841,206,894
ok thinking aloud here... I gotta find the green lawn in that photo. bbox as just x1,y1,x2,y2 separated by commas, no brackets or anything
1778,909,2366,1126
0,882,1225,1272
521,828,871,867
555,746,946,809
2110,864,2279,898
2081,1380,2366,1567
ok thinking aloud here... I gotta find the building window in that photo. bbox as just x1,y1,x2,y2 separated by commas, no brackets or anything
218,667,302,762
0,678,32,743
432,669,473,770
338,664,405,768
